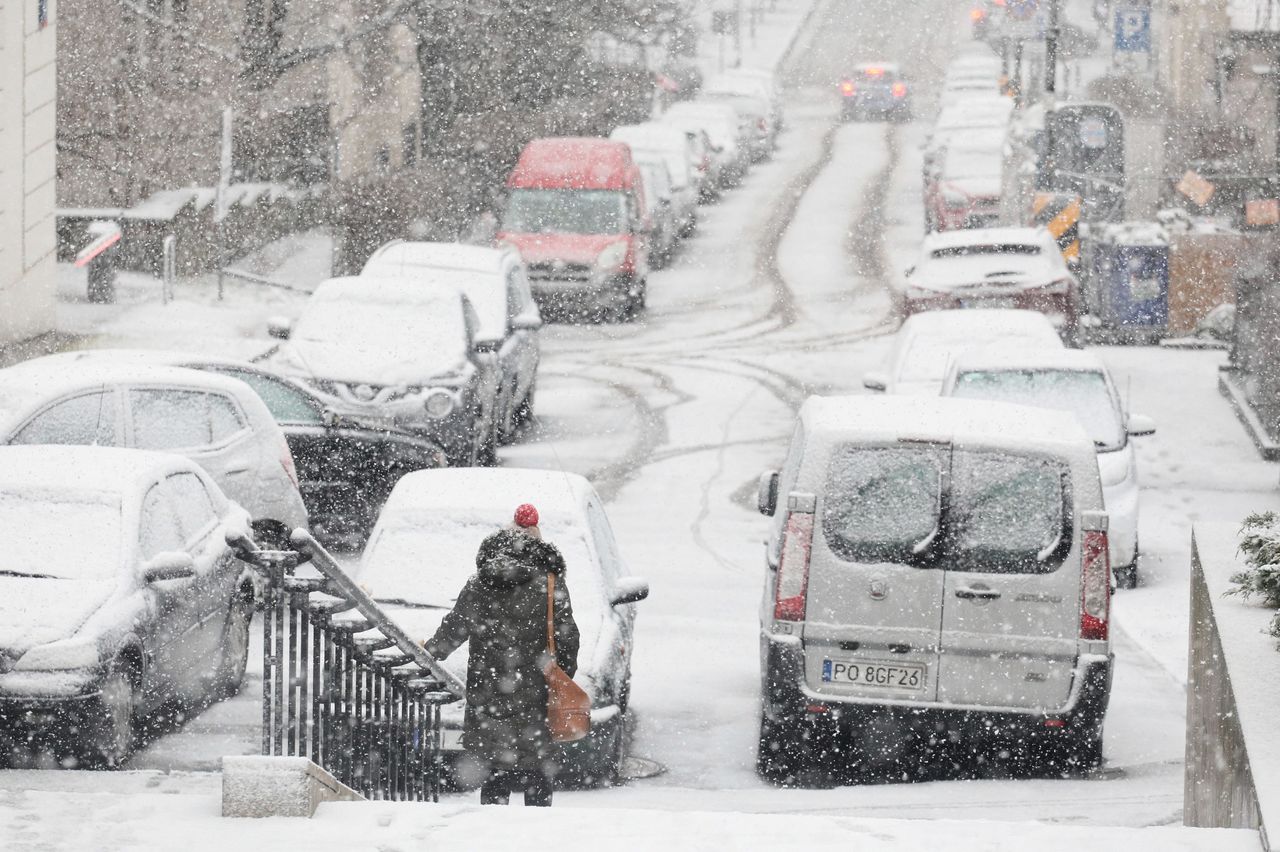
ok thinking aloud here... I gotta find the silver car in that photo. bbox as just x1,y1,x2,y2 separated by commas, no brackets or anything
0,360,308,544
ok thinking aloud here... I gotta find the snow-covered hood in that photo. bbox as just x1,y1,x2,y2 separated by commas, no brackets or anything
269,339,467,387
500,233,631,268
0,578,115,658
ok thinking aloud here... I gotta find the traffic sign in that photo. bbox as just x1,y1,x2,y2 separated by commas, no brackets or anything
1115,7,1151,52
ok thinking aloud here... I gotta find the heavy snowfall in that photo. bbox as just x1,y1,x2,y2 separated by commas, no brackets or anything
2,0,1280,848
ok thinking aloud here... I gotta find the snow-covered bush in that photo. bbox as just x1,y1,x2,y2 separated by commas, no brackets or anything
1228,512,1280,636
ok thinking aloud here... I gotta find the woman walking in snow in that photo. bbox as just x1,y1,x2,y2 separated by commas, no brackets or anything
424,503,579,806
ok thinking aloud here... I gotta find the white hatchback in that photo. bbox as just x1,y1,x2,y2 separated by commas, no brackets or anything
355,467,649,786
941,348,1156,588
0,361,307,543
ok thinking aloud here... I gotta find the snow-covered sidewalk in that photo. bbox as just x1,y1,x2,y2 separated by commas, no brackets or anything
0,793,1261,852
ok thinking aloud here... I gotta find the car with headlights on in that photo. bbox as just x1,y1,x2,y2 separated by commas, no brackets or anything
361,241,542,444
264,277,501,467
356,467,649,787
0,446,255,767
0,360,307,545
839,63,912,122
25,349,447,541
897,227,1083,342
941,348,1156,588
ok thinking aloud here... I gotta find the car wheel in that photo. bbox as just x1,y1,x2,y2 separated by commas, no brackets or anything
477,414,500,467
625,280,647,321
84,667,136,768
1115,559,1138,590
214,590,254,699
514,383,536,428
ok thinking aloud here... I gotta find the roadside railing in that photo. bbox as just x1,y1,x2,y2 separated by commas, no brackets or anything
227,529,465,802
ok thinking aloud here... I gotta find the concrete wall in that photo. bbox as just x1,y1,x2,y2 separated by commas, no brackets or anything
1186,524,1280,850
0,0,58,345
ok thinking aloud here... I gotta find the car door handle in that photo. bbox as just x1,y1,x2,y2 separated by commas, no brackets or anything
955,588,1002,600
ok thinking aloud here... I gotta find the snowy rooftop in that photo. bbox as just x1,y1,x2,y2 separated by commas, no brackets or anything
381,467,594,522
310,276,466,308
363,241,511,276
899,308,1061,337
922,226,1046,250
950,346,1110,374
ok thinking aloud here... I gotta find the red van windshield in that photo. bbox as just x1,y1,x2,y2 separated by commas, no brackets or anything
503,189,628,235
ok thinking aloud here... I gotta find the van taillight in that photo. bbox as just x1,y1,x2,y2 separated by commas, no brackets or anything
1080,513,1110,640
774,510,814,621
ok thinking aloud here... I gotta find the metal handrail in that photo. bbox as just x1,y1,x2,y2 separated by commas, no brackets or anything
288,529,467,698
225,528,464,801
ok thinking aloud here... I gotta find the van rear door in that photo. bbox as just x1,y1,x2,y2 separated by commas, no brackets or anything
935,449,1079,710
803,444,947,702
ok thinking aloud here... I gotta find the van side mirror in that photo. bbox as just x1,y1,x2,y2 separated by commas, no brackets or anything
1127,413,1156,437
863,371,889,393
757,470,780,516
511,312,543,332
610,577,650,606
267,317,293,340
472,338,500,354
142,551,196,583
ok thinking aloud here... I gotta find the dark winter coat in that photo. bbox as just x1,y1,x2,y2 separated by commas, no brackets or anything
425,529,580,774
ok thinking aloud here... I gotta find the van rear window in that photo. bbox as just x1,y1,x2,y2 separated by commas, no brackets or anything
822,446,1070,574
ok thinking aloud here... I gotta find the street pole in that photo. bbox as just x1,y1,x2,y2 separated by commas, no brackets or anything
1045,0,1059,94
214,106,233,301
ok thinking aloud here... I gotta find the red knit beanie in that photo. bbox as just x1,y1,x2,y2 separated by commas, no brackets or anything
514,503,539,528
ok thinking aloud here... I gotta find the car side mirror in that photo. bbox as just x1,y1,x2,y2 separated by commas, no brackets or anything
610,577,650,607
142,551,196,583
757,470,780,516
1127,413,1156,437
511,313,543,332
472,338,501,354
267,317,293,340
863,371,889,393
903,265,916,277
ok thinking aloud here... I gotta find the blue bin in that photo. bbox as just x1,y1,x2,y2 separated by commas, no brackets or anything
1089,226,1169,334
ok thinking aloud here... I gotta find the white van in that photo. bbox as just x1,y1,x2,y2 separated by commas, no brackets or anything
756,396,1112,783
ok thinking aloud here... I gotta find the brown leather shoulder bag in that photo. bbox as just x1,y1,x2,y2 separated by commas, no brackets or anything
544,573,590,743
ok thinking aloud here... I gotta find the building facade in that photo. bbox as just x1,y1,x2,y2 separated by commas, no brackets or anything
0,0,58,345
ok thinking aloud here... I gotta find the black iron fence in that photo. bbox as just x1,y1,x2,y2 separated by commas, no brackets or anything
227,529,465,802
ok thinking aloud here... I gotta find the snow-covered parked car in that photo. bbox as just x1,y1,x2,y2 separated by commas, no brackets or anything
924,129,1005,231
0,446,256,767
632,156,681,267
361,242,542,443
941,348,1156,588
26,349,447,540
756,396,1113,783
609,123,699,237
661,100,750,190
862,308,1063,396
264,277,502,467
0,360,307,544
355,467,649,786
897,227,1083,341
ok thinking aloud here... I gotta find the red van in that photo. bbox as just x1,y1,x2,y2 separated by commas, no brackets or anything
498,138,650,321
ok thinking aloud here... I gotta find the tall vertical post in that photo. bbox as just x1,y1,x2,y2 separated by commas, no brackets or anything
1045,0,1059,94
214,106,233,301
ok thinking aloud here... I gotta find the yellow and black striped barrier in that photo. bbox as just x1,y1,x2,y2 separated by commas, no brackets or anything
1032,192,1082,266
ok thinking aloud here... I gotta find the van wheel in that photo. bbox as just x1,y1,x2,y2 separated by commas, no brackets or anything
513,383,536,428
756,712,807,785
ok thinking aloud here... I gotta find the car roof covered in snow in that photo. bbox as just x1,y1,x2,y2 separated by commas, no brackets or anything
948,346,1109,375
20,347,267,373
0,360,261,436
508,137,636,191
362,241,516,276
799,395,1093,460
898,308,1061,341
922,226,1050,252
0,445,198,497
310,276,467,309
380,467,597,523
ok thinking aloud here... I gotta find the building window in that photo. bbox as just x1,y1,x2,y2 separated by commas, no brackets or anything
37,0,48,29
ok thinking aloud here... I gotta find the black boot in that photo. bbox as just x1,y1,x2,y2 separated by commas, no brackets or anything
522,774,553,807
480,772,511,805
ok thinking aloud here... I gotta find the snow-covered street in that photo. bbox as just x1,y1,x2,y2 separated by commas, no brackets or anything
3,0,1279,847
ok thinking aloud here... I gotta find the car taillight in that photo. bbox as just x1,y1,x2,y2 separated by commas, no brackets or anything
970,7,987,21
1080,511,1110,640
840,80,856,97
892,82,908,98
279,437,300,488
774,503,815,622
